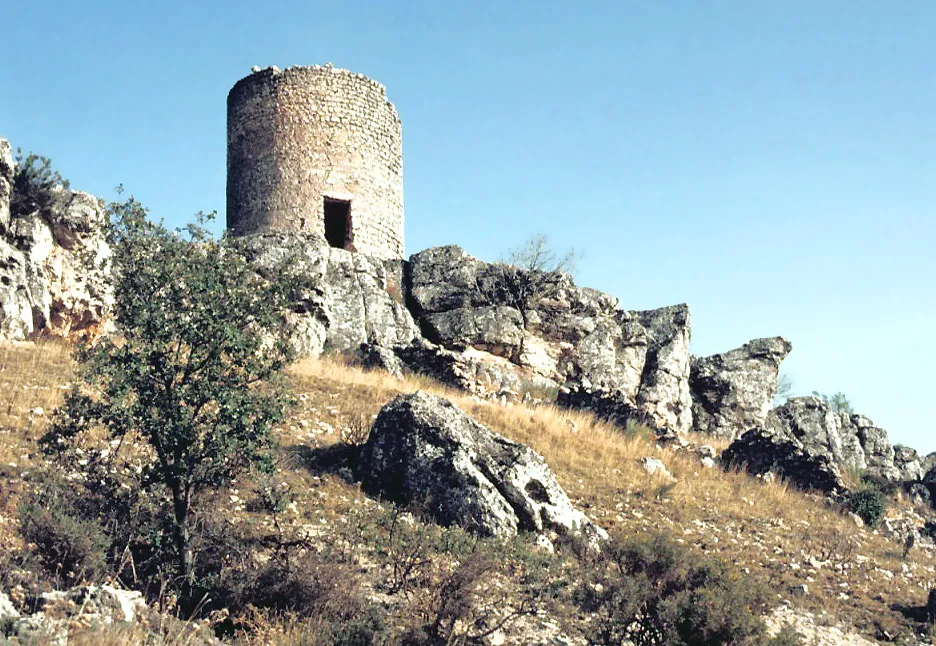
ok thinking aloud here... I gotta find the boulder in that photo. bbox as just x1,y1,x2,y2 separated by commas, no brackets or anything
356,391,607,545
690,337,792,439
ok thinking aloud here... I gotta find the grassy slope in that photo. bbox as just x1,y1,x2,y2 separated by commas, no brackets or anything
1,341,934,643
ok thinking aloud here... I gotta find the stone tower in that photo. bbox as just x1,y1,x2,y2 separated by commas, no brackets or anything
226,65,404,260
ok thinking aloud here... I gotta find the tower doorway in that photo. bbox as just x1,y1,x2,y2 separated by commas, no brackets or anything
323,198,352,249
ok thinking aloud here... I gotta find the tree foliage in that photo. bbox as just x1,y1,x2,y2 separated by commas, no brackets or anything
773,374,793,407
41,196,299,606
811,391,854,415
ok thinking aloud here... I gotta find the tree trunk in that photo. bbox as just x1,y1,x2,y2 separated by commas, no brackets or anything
171,484,194,613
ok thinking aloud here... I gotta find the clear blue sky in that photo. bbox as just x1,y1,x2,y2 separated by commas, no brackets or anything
2,2,934,451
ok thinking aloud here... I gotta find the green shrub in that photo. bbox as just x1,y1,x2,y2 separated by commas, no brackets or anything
768,626,805,645
10,150,70,218
18,485,110,586
848,487,888,528
573,532,769,646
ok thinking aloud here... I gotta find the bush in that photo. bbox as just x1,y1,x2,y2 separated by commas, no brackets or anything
10,150,70,218
848,487,888,528
768,626,805,645
18,481,110,586
573,532,769,646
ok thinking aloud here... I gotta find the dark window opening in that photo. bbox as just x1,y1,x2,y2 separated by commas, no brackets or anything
323,198,352,250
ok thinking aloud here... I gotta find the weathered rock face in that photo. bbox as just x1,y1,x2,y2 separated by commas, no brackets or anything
356,391,607,545
723,396,915,493
770,398,864,473
0,142,112,342
403,246,693,436
0,139,12,233
240,232,417,357
893,445,925,483
722,425,846,494
690,337,792,440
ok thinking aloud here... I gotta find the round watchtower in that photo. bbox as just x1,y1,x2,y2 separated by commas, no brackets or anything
227,65,404,260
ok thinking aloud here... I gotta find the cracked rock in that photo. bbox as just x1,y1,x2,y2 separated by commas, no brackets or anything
356,390,607,545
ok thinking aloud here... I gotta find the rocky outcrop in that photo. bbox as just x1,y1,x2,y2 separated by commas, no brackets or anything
0,140,111,341
690,337,792,439
721,425,846,494
404,246,693,436
0,139,12,233
723,396,918,493
241,232,417,357
356,391,607,546
893,446,924,482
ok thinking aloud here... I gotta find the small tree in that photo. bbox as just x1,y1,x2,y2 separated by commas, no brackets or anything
502,233,580,277
488,234,581,340
773,374,793,407
42,195,298,608
811,391,854,415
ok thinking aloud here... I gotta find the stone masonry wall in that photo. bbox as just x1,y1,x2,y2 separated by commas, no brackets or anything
227,65,404,260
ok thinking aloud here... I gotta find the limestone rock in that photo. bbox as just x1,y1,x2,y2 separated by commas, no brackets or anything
721,425,846,494
405,245,693,437
634,305,693,434
690,336,792,439
241,232,416,357
356,391,607,545
893,445,925,482
723,396,913,493
0,150,112,342
0,590,19,620
0,138,13,233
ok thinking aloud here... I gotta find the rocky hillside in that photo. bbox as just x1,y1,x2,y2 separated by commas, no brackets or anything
3,139,936,644
2,342,936,644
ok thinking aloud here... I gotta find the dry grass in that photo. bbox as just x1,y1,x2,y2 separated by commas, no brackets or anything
288,355,936,641
2,342,936,643
0,340,73,467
